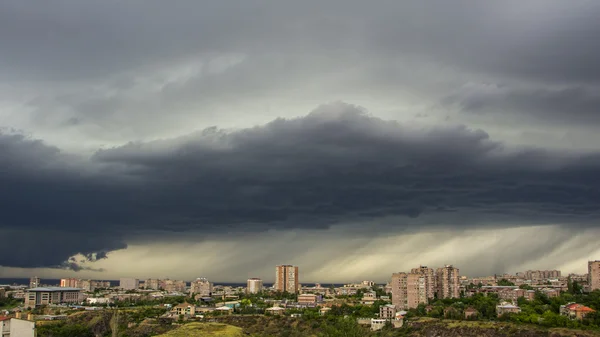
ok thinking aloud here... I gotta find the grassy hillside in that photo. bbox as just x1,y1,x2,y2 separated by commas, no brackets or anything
155,322,244,337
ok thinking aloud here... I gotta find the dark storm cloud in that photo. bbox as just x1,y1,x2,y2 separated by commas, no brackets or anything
1,1,600,84
2,102,600,269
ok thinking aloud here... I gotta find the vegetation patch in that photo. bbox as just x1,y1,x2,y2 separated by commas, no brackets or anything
155,322,244,337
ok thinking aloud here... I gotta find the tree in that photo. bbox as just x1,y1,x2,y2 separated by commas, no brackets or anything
497,279,515,286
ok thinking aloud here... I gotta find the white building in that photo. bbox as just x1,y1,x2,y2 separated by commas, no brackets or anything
1,318,36,337
190,278,212,296
119,278,139,290
246,278,263,294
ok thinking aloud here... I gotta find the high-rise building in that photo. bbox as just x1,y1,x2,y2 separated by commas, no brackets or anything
119,278,139,290
145,279,161,290
247,278,263,294
588,261,600,291
411,266,436,300
60,278,78,288
162,279,186,293
275,265,299,293
391,272,428,310
436,265,460,299
190,278,212,296
29,277,40,289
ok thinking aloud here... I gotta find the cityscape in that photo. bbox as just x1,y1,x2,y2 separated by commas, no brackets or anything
1,260,599,335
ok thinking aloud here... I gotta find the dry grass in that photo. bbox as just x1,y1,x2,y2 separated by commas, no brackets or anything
155,322,244,337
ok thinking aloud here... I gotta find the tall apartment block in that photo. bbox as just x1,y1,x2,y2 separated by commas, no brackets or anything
391,272,427,310
29,277,40,289
436,265,460,299
411,266,436,300
190,278,212,296
275,265,299,293
588,261,600,291
247,278,263,294
119,278,139,290
60,278,78,288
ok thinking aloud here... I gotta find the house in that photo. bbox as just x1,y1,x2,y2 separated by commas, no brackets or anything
172,303,197,317
320,307,332,315
464,307,478,319
265,306,285,315
370,318,387,331
214,306,233,315
560,303,596,320
496,303,521,317
379,304,396,320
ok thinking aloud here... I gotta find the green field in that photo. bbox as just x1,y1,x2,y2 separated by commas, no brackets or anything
155,322,244,337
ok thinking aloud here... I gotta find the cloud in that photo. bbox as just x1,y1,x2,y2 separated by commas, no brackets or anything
445,83,600,126
1,102,600,271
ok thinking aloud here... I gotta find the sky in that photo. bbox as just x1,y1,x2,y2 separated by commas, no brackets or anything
1,0,600,283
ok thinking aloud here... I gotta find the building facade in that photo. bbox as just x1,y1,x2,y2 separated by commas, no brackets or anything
392,272,428,310
119,278,139,290
29,277,40,289
25,287,81,307
190,278,212,296
588,261,600,291
275,265,299,293
436,265,460,299
411,266,436,300
59,278,78,288
246,278,263,294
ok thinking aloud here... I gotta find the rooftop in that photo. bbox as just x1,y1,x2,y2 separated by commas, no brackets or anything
28,287,81,292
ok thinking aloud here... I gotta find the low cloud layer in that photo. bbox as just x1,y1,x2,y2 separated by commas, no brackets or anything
1,103,599,271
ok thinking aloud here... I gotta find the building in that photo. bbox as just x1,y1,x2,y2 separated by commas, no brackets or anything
380,304,397,320
496,303,521,317
145,279,161,290
524,270,561,280
29,277,40,289
391,272,427,310
588,261,600,291
560,303,596,320
190,278,212,296
172,303,198,317
464,307,478,319
25,287,81,307
59,278,78,288
298,294,318,304
275,265,299,293
162,279,186,293
436,265,460,299
119,278,139,290
1,317,36,337
246,278,263,294
411,266,436,300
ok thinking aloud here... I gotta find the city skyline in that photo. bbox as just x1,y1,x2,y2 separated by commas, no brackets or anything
2,1,600,282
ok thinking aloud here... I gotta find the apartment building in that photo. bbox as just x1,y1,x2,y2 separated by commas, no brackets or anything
246,278,263,294
391,272,427,310
59,278,78,288
190,278,212,296
411,266,436,300
588,261,600,291
524,270,561,280
25,287,81,307
275,265,299,293
119,278,139,290
162,279,186,293
144,279,161,290
436,265,460,299
28,277,40,289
